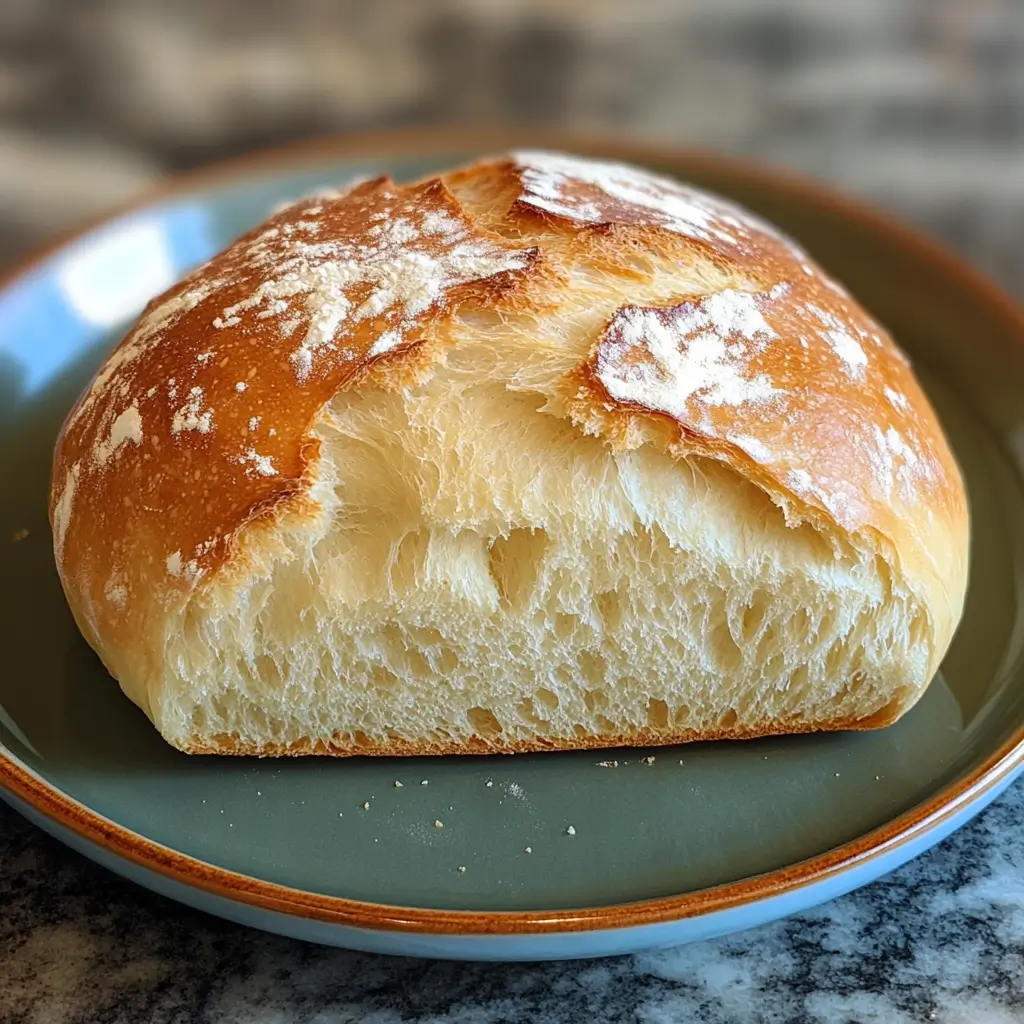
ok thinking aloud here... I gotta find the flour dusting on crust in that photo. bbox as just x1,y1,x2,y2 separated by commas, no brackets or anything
199,182,534,384
92,403,143,466
596,293,779,417
512,150,803,259
585,277,947,531
51,173,538,585
52,462,80,563
171,386,213,435
237,448,277,477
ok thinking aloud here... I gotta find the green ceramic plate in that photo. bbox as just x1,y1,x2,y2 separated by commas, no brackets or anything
2,130,1024,959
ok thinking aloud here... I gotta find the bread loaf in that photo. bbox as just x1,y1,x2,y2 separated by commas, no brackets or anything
50,151,969,755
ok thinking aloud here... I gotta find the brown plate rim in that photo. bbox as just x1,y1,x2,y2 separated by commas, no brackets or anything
2,124,1024,936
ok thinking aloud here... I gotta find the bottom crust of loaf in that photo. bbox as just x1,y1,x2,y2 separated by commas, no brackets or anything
178,702,905,757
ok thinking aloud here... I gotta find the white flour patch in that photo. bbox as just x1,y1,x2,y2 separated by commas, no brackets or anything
827,329,868,376
92,403,143,467
870,426,896,497
104,576,128,607
871,424,929,499
171,387,213,435
808,303,869,376
256,299,288,320
729,434,775,462
701,291,777,341
596,298,778,417
52,462,81,564
209,193,532,383
513,149,801,254
514,150,737,244
885,426,918,464
238,448,277,477
166,550,202,583
884,386,910,412
65,274,224,436
368,329,404,358
278,311,302,337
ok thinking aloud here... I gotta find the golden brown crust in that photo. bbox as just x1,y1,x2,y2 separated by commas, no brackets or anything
570,276,961,554
182,704,904,757
49,173,540,685
492,151,967,675
50,148,969,753
505,149,807,274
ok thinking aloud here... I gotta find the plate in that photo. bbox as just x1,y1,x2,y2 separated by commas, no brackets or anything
3,128,1024,961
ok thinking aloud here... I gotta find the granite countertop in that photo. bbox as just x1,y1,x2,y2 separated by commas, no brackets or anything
3,1,1024,1021
4,789,1024,1023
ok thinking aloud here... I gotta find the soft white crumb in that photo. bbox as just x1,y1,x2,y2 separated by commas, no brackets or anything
362,801,370,810
434,820,444,829
421,780,429,786
457,865,466,873
597,760,619,768
393,780,404,788
641,756,656,765
524,846,533,855
485,780,494,787
565,825,576,836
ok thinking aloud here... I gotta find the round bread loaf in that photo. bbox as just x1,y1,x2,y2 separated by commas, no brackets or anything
50,150,969,755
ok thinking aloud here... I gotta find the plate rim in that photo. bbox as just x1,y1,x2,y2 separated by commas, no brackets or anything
3,124,1024,937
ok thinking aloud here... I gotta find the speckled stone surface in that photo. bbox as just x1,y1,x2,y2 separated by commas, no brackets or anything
3,1,1024,1021
4,789,1024,1023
